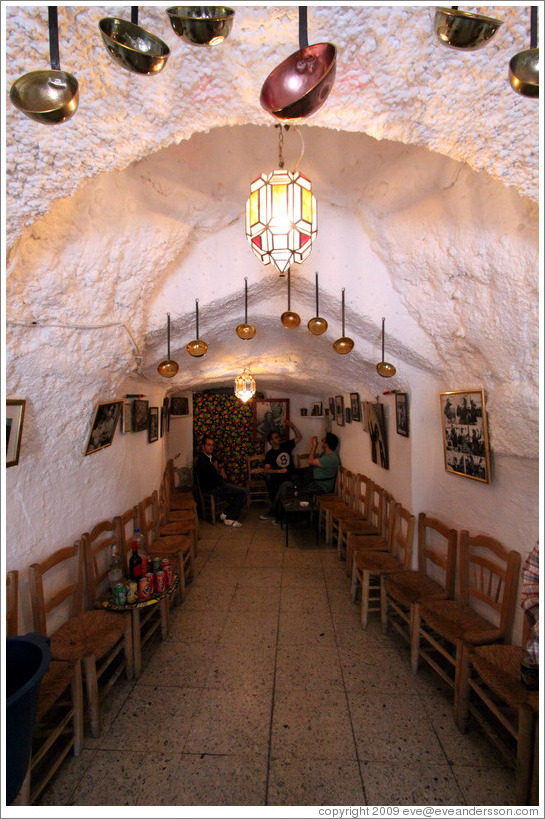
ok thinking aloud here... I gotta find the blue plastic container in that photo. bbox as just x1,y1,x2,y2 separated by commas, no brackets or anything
6,633,51,805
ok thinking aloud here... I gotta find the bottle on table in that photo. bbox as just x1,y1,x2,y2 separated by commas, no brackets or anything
129,528,145,581
108,545,124,592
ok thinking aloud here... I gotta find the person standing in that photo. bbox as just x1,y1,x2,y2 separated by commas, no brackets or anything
260,420,302,521
195,435,248,528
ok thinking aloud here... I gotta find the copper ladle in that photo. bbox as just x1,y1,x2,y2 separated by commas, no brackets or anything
376,317,396,377
333,288,354,354
236,277,256,339
260,6,337,121
157,313,179,377
281,267,301,328
307,272,328,335
187,299,208,357
10,7,79,125
509,6,539,98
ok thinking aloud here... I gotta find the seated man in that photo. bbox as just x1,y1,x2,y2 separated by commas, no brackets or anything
268,432,340,524
195,434,248,528
260,420,302,521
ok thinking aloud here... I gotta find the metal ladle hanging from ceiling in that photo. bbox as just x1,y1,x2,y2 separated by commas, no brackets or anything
236,277,256,339
99,6,170,75
307,272,328,335
333,288,354,354
281,267,301,328
187,299,208,357
509,6,539,99
433,6,502,50
157,313,179,377
376,317,396,377
166,6,235,46
260,6,337,120
10,6,79,124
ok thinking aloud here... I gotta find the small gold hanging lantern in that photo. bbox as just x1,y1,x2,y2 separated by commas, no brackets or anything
234,368,256,403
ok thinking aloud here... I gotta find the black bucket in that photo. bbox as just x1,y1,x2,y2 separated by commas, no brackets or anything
6,633,51,805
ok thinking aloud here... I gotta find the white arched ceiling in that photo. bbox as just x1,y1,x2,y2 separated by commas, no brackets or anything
4,4,539,464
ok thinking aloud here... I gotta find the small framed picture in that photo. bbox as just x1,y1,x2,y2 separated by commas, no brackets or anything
335,395,344,427
170,396,189,416
311,401,323,416
160,406,165,437
345,407,352,424
84,401,122,456
440,389,490,483
395,393,409,437
132,399,149,432
148,407,159,443
329,397,335,417
6,399,26,467
350,392,361,422
121,400,133,433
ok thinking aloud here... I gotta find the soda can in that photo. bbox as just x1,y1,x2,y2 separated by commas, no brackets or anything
155,571,166,593
164,564,174,588
161,559,170,570
153,557,163,574
146,572,155,593
138,575,151,600
126,581,138,604
113,583,127,606
521,656,539,690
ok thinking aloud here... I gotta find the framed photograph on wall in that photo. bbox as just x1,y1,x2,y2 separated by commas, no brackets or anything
6,399,26,467
362,401,371,433
84,401,122,456
132,399,149,432
335,395,344,427
367,402,389,469
329,397,335,417
395,393,409,437
148,407,159,443
170,396,189,416
311,401,323,416
440,389,490,483
252,398,290,441
350,392,361,422
121,400,133,433
345,407,352,424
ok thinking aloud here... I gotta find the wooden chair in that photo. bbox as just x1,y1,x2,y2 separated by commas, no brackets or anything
413,531,521,728
158,478,199,556
137,493,194,602
351,504,415,629
316,465,346,538
164,460,198,512
29,542,133,739
247,453,268,505
82,509,168,678
195,473,226,524
319,469,357,544
7,570,84,806
345,490,397,578
457,618,539,805
382,513,458,659
336,478,382,561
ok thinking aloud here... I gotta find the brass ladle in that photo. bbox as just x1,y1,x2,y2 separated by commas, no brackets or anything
433,6,502,50
187,299,208,357
166,6,235,46
236,277,256,339
333,288,354,354
99,6,170,75
509,7,539,99
281,267,301,328
307,272,328,335
376,317,396,377
157,313,179,377
10,6,79,125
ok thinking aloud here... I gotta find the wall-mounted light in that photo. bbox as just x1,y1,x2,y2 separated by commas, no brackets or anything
234,368,256,403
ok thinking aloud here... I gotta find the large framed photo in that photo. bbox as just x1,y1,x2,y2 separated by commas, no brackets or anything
132,399,149,432
170,396,189,416
367,402,389,469
335,395,344,427
350,392,361,422
6,399,26,467
84,401,122,456
253,398,290,441
148,407,159,443
395,393,409,437
440,389,490,483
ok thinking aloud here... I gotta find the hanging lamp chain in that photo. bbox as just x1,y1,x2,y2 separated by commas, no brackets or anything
276,123,285,169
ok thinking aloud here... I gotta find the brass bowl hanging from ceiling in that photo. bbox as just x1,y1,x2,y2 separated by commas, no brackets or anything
10,70,79,124
260,43,337,120
166,7,235,46
433,7,502,51
99,18,170,74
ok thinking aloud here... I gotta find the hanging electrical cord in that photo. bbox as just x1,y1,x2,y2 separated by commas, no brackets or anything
6,320,142,363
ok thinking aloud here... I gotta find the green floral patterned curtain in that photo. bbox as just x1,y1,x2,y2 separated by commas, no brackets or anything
193,393,263,486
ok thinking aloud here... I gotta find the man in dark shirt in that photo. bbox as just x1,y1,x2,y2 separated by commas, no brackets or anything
195,435,248,527
260,420,302,521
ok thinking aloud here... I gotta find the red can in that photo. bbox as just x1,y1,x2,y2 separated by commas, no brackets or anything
155,570,166,593
164,564,174,588
161,559,170,570
146,572,155,593
138,575,151,600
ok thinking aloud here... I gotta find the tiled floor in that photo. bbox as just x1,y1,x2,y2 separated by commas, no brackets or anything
38,507,518,808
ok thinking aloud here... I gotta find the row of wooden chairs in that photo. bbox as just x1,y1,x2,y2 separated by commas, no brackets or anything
6,460,197,805
322,469,536,806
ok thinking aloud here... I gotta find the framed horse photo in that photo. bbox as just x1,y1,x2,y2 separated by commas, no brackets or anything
440,389,490,483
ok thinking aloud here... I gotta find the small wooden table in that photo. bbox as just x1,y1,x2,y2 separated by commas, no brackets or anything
280,498,319,548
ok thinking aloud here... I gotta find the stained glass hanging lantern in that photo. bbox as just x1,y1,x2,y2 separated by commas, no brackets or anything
234,368,256,403
245,125,317,277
